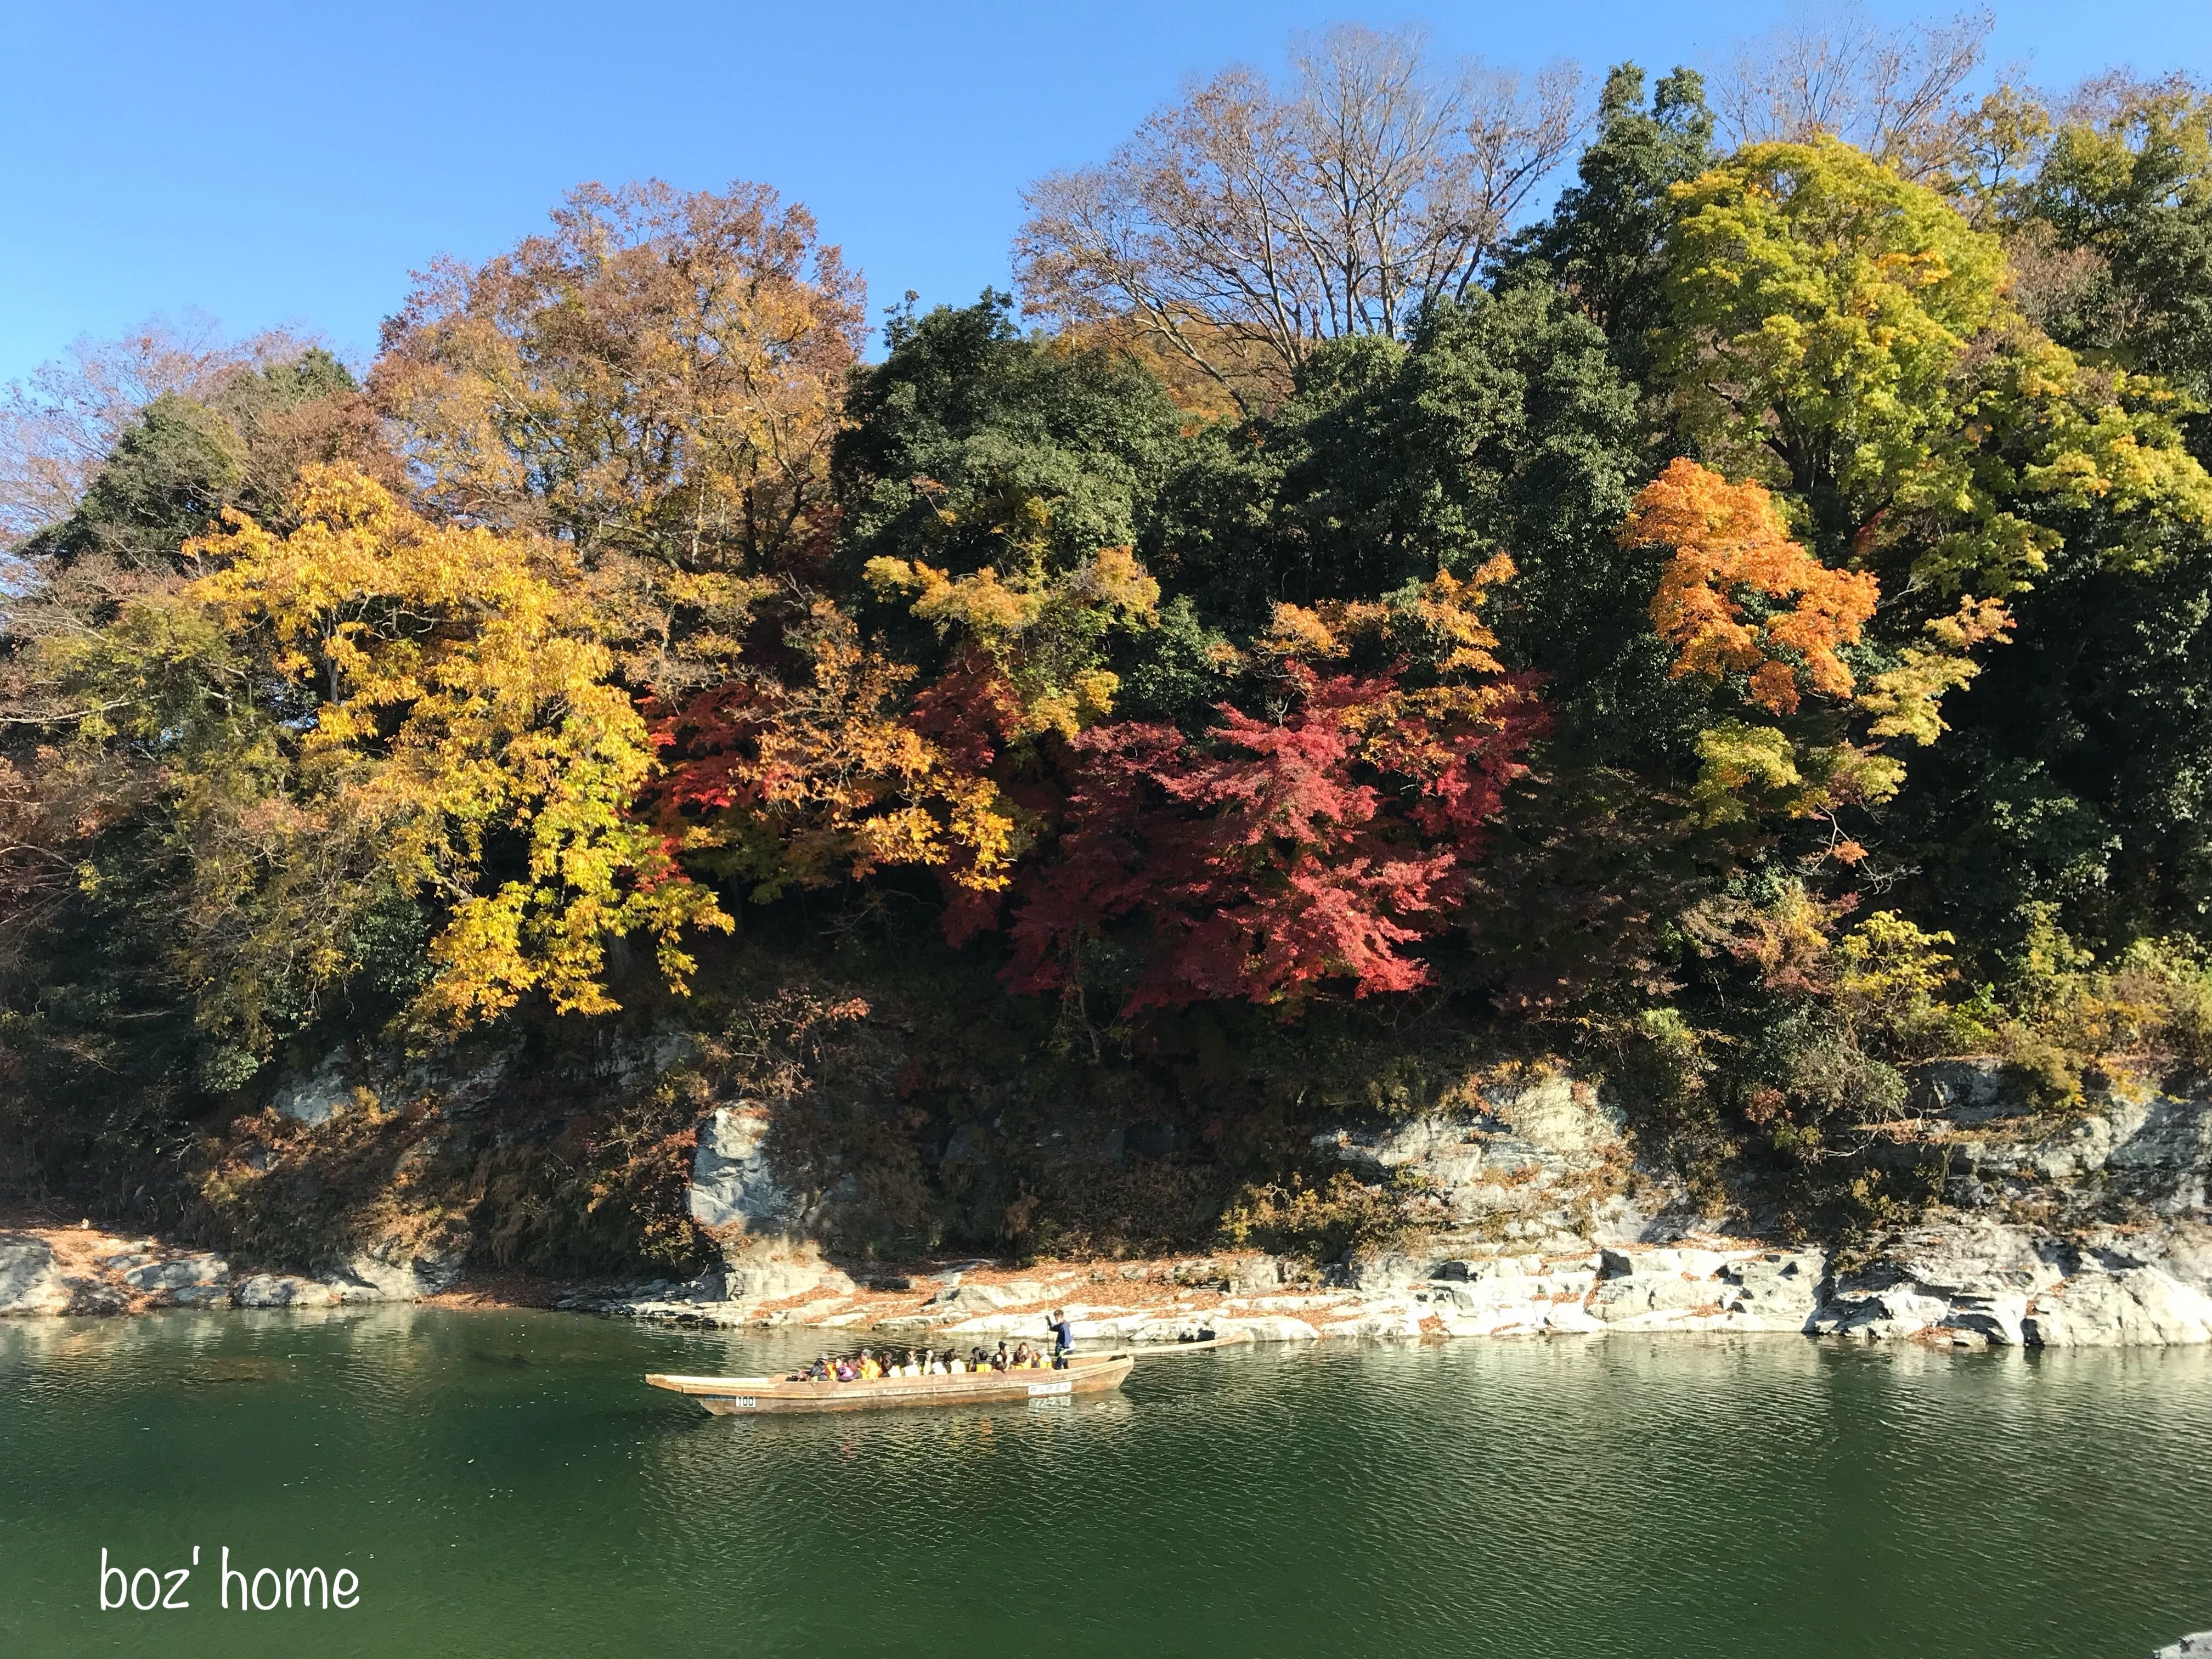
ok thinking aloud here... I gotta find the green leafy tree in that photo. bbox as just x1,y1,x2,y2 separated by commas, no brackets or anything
1507,63,1716,377
2025,80,2212,427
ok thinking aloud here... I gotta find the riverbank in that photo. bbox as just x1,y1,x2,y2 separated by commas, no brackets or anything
12,1208,2212,1352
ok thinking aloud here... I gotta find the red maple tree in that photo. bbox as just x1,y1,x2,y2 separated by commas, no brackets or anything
1004,664,1543,1013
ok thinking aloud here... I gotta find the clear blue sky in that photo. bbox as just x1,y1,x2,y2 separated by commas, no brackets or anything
3,0,2208,384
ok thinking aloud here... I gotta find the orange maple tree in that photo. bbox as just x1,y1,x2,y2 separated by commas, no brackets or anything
1622,459,1881,714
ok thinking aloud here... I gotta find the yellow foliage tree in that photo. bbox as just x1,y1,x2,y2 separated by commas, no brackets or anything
52,464,730,1045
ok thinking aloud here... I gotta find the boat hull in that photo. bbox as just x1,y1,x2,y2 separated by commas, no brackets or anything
646,1354,1134,1415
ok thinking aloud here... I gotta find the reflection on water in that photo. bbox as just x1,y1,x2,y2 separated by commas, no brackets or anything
2,1311,2207,1659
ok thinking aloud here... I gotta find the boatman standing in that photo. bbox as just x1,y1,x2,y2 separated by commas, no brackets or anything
1047,1308,1076,1369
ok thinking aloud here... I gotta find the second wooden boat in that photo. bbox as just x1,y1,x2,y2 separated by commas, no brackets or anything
646,1351,1135,1415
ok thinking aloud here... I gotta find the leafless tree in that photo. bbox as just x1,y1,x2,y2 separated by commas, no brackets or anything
1015,24,1585,412
0,312,312,551
1711,4,1995,180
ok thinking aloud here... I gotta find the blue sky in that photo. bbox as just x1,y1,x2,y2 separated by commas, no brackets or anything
2,0,2208,384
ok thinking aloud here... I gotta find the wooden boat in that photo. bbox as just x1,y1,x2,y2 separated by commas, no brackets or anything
646,1351,1136,1416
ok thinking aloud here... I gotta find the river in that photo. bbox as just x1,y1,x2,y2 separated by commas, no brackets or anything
2,1308,2207,1658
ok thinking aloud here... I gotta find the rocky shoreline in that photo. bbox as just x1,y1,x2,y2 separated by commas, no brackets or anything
9,1056,2212,1354
12,1206,2212,1354
0,1223,459,1317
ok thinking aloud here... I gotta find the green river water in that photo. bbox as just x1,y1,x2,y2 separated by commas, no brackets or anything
3,1307,2208,1659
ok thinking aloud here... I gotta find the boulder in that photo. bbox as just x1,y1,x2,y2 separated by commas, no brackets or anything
232,1273,339,1309
723,1257,855,1303
324,1239,462,1304
1311,1070,1632,1229
1892,1222,2065,1297
1943,1292,2027,1346
1589,1271,1723,1323
1809,1280,1954,1340
1723,1251,1825,1332
1323,1305,1427,1339
1210,1315,1322,1342
0,1237,69,1316
1912,1059,2034,1125
2152,1633,2212,1658
272,1053,353,1126
1342,1251,1432,1291
122,1254,230,1293
925,1282,1024,1311
60,1279,127,1315
2027,1267,2212,1347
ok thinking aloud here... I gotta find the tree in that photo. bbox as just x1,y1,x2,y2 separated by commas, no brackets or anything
28,465,729,1063
832,293,1195,593
0,314,317,552
1662,140,2212,595
1015,24,1583,411
2025,77,2212,418
20,348,388,581
373,179,866,695
1627,459,1881,718
1508,62,1714,365
1003,562,1542,1014
1710,4,1993,182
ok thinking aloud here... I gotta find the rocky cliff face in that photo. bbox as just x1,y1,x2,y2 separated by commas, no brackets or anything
15,1051,2212,1353
686,1105,855,1302
543,1055,2212,1351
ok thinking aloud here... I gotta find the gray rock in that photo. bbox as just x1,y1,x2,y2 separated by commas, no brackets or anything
2029,1267,2212,1347
722,1257,854,1303
1725,1251,1825,1327
1809,1280,1953,1340
2109,1094,2212,1175
1893,1221,2065,1297
926,1281,1024,1310
1342,1251,1431,1291
1311,1071,1637,1230
60,1279,128,1315
232,1273,339,1309
1912,1059,2034,1125
121,1254,230,1293
1589,1271,1722,1322
323,1239,462,1304
0,1237,67,1315
689,1106,799,1232
272,1052,353,1126
1942,1292,2027,1346
2152,1633,2212,1658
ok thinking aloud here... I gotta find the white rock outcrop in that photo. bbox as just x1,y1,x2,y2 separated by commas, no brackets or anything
232,1273,340,1309
0,1237,70,1316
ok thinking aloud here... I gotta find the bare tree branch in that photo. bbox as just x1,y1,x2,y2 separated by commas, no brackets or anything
1015,25,1586,411
1712,3,1995,180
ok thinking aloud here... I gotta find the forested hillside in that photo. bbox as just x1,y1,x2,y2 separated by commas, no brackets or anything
8,22,2212,1276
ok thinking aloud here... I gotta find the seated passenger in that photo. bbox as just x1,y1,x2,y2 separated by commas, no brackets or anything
992,1342,1011,1371
857,1350,882,1380
947,1353,965,1374
833,1357,856,1382
1012,1341,1033,1369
